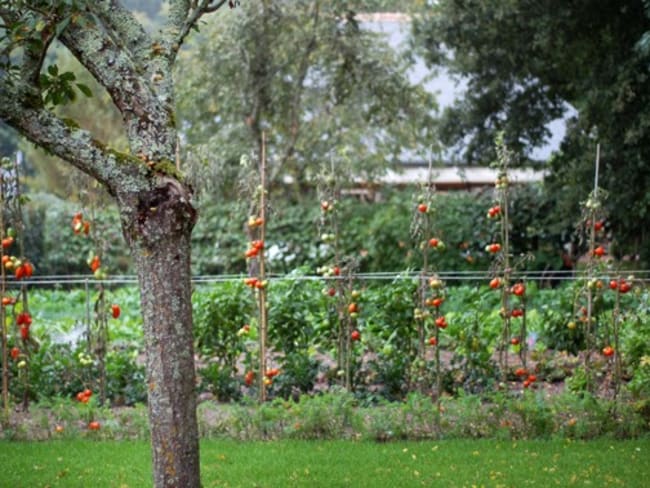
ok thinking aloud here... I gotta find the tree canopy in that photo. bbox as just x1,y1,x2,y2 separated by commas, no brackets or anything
176,0,436,198
414,0,650,262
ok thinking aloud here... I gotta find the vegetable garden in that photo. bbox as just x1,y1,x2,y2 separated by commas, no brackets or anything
1,143,649,443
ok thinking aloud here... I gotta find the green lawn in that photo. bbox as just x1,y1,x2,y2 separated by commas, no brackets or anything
2,438,649,487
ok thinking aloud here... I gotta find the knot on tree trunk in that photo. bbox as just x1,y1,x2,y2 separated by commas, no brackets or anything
133,177,197,250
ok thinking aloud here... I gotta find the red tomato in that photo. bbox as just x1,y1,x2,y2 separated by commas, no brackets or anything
515,367,527,377
244,371,255,386
10,346,19,360
350,330,361,341
489,278,501,289
435,316,447,329
14,265,25,280
88,421,101,431
417,203,428,213
89,256,101,273
428,337,437,346
1,237,14,249
593,246,605,257
510,337,520,346
111,304,121,319
432,297,444,308
512,283,526,296
602,346,614,357
348,303,359,314
619,282,631,294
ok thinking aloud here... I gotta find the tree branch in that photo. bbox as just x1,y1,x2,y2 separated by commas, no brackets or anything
0,84,149,195
88,1,152,67
166,0,229,59
57,15,177,159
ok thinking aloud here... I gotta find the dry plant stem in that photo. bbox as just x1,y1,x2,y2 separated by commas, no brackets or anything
499,181,511,381
345,272,352,392
258,132,268,403
95,286,108,405
584,146,600,394
585,217,595,393
612,282,622,403
435,325,441,411
13,157,30,410
0,177,7,420
519,295,527,369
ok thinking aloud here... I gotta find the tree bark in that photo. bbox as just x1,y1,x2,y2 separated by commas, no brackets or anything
120,179,200,487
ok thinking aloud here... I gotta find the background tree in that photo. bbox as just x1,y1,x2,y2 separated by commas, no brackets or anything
413,0,650,263
0,1,237,486
176,0,437,199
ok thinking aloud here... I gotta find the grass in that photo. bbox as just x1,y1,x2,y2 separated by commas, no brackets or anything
1,438,649,487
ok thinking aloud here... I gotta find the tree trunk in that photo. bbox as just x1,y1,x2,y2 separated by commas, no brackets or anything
119,178,200,488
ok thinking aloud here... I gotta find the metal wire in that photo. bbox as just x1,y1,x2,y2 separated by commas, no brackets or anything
6,270,650,287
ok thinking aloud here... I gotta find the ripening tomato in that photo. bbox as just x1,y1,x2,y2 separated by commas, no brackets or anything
89,255,101,273
16,312,32,326
527,374,537,383
348,302,359,314
593,246,605,257
111,304,121,319
602,346,614,357
10,346,19,360
1,236,14,249
244,371,255,386
512,283,525,296
432,297,444,308
23,262,33,278
14,265,25,280
88,421,101,431
417,203,428,213
435,316,447,329
594,220,604,232
510,309,521,317
489,278,501,289
428,238,439,248
332,266,341,276
515,367,527,377
428,337,437,346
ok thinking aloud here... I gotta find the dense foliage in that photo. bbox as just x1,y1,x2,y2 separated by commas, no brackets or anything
10,280,649,409
413,0,650,264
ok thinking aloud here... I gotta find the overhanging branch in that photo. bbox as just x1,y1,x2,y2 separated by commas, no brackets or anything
0,84,149,194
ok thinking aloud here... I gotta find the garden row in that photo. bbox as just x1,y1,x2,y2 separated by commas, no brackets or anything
5,278,649,407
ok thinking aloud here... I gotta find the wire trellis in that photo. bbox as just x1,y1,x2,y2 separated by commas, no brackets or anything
6,270,650,287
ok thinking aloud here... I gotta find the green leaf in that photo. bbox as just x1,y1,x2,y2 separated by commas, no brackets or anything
76,83,92,97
